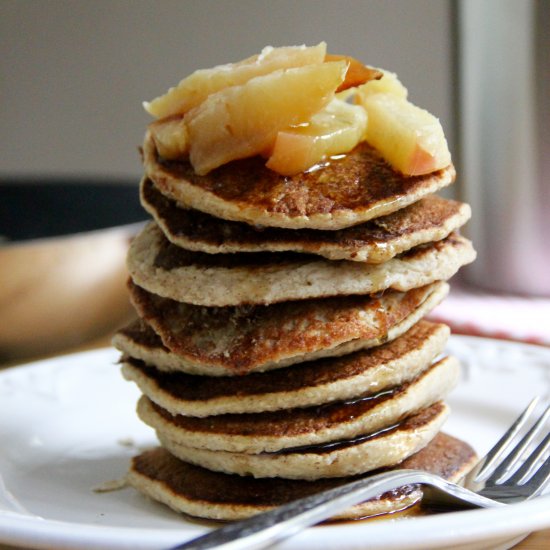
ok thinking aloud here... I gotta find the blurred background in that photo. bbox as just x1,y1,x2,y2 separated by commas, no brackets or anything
1,0,549,362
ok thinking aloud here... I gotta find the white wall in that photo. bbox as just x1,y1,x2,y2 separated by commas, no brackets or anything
0,0,454,179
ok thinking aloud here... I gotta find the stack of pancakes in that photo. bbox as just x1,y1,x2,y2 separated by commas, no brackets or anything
114,133,477,521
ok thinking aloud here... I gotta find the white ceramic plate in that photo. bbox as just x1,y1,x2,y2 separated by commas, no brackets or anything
0,336,549,550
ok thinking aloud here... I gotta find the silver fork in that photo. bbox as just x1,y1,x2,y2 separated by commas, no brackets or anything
171,397,550,550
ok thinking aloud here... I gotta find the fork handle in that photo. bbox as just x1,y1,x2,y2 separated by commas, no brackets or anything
169,469,501,550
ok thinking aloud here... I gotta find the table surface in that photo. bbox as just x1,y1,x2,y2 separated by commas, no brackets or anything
1,339,549,550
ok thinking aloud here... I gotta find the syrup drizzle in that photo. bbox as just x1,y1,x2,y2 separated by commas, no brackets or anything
270,418,401,455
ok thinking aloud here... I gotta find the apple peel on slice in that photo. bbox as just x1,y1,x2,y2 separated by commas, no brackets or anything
325,54,383,92
361,93,451,176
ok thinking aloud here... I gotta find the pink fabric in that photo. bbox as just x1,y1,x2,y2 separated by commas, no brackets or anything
428,285,550,346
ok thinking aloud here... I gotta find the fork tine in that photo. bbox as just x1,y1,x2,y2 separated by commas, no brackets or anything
487,404,550,484
523,452,550,498
474,397,541,482
505,432,550,485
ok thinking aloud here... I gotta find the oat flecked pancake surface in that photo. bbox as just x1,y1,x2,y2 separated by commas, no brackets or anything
128,222,475,306
127,432,476,521
141,177,472,263
125,281,449,375
120,320,450,416
136,356,458,453
114,283,446,376
157,402,449,479
143,132,456,230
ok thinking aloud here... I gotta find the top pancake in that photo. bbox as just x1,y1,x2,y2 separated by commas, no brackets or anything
143,131,456,230
140,177,471,263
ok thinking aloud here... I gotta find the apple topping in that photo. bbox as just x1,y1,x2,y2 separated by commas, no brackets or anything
360,93,451,176
325,54,383,92
144,44,452,177
356,69,408,99
144,43,327,118
265,98,367,176
186,60,348,175
148,115,188,159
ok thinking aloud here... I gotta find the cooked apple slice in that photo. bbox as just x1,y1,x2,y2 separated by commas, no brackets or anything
148,115,188,159
361,93,451,175
186,60,348,175
357,69,408,99
265,98,367,175
144,43,327,118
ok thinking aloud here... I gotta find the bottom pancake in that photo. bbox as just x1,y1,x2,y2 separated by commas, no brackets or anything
127,432,476,521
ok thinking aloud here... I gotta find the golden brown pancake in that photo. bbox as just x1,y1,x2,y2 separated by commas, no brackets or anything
143,132,456,230
126,281,448,375
141,177,472,263
136,356,458,454
127,432,476,521
127,223,475,306
114,282,446,377
120,320,450,416
157,402,449,479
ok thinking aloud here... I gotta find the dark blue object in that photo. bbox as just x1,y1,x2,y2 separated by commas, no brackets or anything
0,179,146,242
